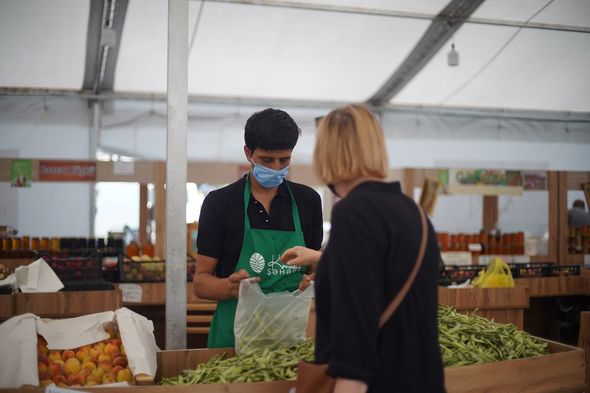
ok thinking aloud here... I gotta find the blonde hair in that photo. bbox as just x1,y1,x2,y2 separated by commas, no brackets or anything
313,104,389,184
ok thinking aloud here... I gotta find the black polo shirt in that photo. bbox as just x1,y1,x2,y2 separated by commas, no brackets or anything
315,181,445,393
197,175,323,278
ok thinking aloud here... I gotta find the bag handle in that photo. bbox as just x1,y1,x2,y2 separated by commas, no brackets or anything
378,205,429,328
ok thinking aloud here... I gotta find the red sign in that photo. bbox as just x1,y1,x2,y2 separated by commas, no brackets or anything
39,161,97,181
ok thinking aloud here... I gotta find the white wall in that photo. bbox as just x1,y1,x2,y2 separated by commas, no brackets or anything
0,96,93,236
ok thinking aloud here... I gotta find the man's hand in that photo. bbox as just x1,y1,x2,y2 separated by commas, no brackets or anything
280,246,322,267
227,269,259,298
299,273,315,291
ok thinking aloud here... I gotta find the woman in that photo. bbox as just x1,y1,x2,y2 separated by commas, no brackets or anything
281,104,445,393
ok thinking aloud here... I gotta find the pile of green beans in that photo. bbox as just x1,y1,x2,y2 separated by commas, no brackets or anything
159,338,314,385
439,305,548,367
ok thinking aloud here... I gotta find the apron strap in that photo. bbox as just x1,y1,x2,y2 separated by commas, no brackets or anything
244,174,303,233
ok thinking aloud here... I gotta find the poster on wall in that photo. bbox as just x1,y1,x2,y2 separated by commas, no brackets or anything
10,159,32,187
39,161,96,181
448,169,524,195
522,171,547,190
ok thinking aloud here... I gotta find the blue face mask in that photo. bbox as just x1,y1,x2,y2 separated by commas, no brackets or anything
250,159,289,188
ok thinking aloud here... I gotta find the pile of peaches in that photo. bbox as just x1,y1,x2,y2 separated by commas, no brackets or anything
37,328,132,387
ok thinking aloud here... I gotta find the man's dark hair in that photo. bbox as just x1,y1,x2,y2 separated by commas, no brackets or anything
573,199,586,209
244,108,301,152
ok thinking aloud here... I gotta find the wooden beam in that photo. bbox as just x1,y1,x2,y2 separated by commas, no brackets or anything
139,184,148,247
482,196,498,231
153,162,166,259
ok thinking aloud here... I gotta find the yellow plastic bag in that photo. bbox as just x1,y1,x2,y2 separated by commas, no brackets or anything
472,258,514,288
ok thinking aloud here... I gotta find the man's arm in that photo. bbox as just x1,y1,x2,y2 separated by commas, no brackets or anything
193,254,253,300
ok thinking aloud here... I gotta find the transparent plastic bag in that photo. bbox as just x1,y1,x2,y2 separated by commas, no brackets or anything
234,278,314,355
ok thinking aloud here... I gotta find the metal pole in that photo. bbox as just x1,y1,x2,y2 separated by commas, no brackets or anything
166,0,188,350
89,101,100,237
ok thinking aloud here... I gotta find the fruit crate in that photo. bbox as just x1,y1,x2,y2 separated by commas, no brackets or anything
35,251,103,282
550,264,580,277
509,263,555,278
119,255,196,282
439,265,484,286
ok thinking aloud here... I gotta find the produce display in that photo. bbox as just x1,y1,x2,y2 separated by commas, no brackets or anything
37,326,132,387
439,305,547,367
160,339,314,385
121,255,196,282
161,306,548,385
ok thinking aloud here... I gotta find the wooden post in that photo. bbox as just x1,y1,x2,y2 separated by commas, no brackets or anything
548,171,567,264
139,184,149,247
154,162,166,259
482,196,498,231
402,168,416,198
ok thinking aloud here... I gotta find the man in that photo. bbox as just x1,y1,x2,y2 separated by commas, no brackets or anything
193,108,323,348
568,199,590,227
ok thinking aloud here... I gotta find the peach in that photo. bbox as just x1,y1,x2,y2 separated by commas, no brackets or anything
38,352,49,364
86,373,101,385
38,362,49,380
98,354,111,362
62,349,75,361
116,368,132,383
81,361,97,372
48,350,62,363
85,381,99,386
89,346,102,360
94,341,106,351
57,382,68,388
39,379,53,387
111,365,124,376
64,358,81,376
104,343,119,357
38,345,48,356
91,367,105,379
67,373,85,386
112,356,127,368
48,360,64,377
108,338,122,347
98,359,112,372
52,374,66,385
75,349,89,362
102,372,116,384
120,343,126,355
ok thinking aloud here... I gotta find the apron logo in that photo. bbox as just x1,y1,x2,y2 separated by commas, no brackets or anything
267,255,302,276
249,252,265,273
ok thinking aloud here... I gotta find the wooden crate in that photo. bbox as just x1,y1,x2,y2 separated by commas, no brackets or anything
0,294,13,320
438,286,529,329
445,340,586,393
13,289,122,318
516,277,581,297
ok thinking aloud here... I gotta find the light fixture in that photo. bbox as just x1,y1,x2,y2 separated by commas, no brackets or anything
447,43,459,67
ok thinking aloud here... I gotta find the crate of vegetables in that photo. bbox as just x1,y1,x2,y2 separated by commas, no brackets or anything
88,306,584,393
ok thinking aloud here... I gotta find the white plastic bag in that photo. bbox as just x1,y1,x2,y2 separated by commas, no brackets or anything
234,278,314,355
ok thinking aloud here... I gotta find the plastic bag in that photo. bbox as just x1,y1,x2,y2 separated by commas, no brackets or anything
234,278,314,355
472,257,515,288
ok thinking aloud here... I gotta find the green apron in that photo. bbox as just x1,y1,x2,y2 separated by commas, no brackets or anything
207,176,308,348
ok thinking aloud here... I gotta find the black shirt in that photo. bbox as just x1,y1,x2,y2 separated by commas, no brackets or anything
315,181,445,393
197,175,323,278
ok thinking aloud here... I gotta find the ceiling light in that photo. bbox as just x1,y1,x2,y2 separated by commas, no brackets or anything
447,44,459,67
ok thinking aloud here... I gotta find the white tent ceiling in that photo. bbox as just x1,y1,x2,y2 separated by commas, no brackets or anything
0,0,589,169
